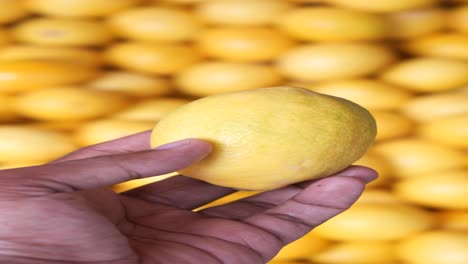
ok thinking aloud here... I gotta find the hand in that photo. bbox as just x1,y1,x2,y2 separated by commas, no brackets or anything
0,131,377,264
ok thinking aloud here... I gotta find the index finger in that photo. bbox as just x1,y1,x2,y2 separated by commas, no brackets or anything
52,130,152,163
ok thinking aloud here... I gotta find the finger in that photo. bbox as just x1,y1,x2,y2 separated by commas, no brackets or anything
10,139,212,192
124,175,235,210
240,176,367,246
124,165,376,211
52,130,152,163
139,167,376,263
328,165,378,184
199,165,377,220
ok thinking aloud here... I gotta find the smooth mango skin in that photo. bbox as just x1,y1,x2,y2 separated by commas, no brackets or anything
151,86,376,190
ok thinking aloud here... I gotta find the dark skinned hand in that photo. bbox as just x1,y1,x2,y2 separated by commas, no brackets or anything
0,131,377,264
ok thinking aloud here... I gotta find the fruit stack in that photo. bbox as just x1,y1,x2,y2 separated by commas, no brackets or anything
0,0,466,263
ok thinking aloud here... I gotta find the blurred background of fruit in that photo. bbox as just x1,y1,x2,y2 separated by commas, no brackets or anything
0,0,466,263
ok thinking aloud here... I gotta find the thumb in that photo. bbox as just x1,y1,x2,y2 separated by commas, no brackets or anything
9,139,212,192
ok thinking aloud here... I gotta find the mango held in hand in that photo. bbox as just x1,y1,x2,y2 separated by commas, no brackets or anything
151,87,376,190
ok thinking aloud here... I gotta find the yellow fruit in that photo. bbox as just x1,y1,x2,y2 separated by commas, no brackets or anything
151,87,376,190
397,231,468,264
87,71,172,98
449,5,468,34
370,110,414,141
113,97,190,122
380,57,468,92
195,191,260,210
175,62,283,97
196,0,292,26
286,0,329,2
111,173,177,193
25,120,83,132
438,210,468,231
355,189,402,204
0,161,44,170
272,233,330,261
394,169,468,209
0,45,102,67
310,242,397,264
267,261,305,264
197,27,294,62
73,118,155,147
373,139,465,178
278,7,387,41
328,0,436,12
0,60,99,94
277,43,395,82
105,42,201,75
354,151,393,187
0,27,8,45
402,92,468,122
418,114,468,148
25,0,141,18
0,94,20,122
310,79,413,111
14,87,129,121
158,0,205,3
0,126,76,162
0,0,28,24
403,33,468,61
312,203,434,241
386,8,445,39
108,6,201,43
12,18,113,46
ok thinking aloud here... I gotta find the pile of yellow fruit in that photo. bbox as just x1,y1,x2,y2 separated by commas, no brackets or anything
0,0,467,263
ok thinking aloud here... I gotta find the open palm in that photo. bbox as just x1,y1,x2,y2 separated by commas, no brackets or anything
0,131,376,264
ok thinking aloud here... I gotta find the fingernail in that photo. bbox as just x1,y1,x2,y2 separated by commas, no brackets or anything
362,169,379,184
332,165,379,184
153,139,192,150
